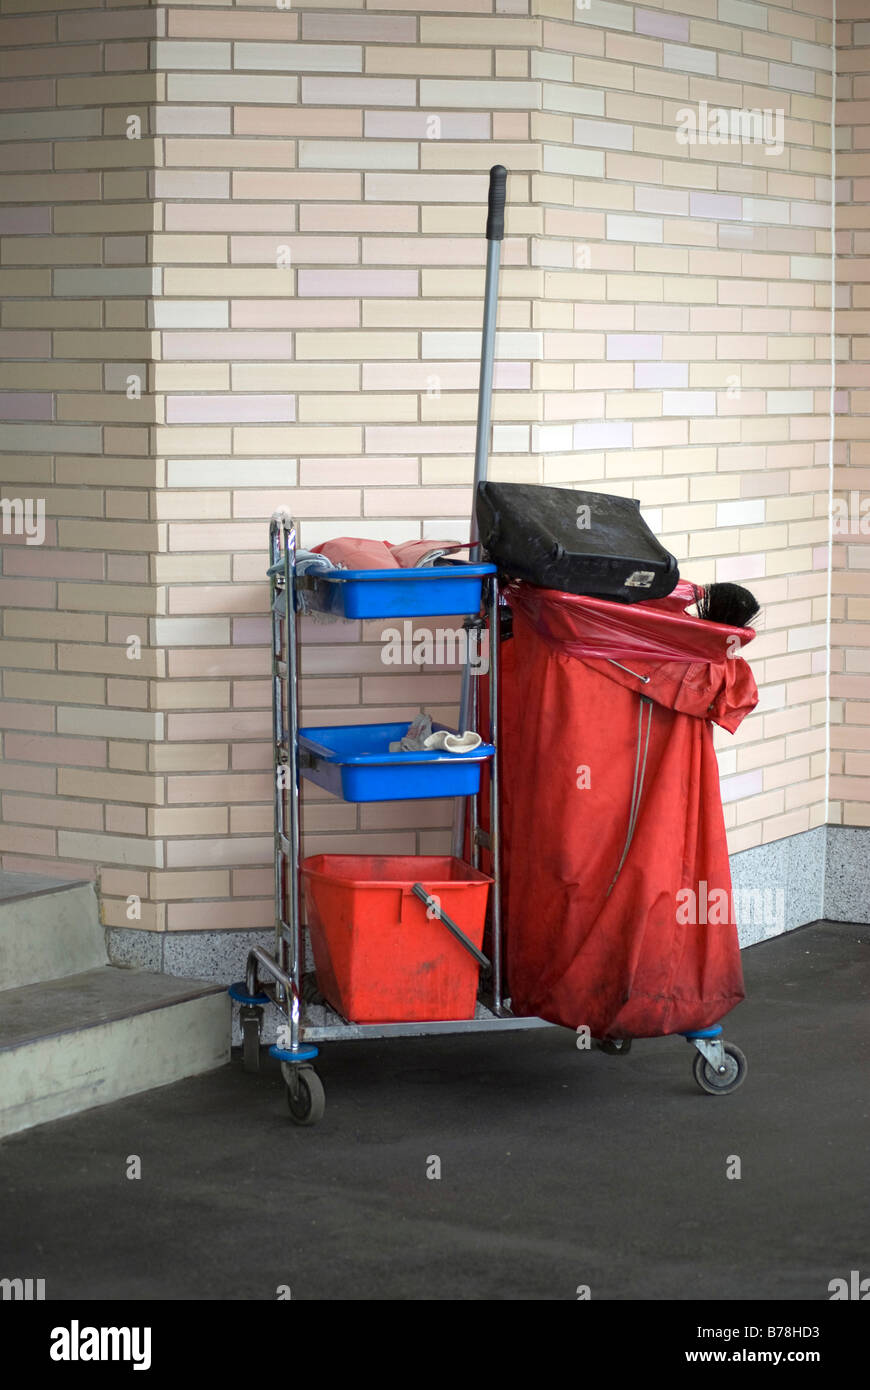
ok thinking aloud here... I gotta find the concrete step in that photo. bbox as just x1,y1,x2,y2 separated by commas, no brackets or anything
0,966,230,1139
0,872,105,991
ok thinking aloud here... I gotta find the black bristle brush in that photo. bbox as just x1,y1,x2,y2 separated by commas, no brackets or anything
692,582,760,629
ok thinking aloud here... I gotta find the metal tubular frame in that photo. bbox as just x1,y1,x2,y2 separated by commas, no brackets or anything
242,515,544,1054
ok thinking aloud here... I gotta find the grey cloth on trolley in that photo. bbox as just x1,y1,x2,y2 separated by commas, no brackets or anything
388,710,482,755
273,550,344,621
297,549,337,575
412,547,463,567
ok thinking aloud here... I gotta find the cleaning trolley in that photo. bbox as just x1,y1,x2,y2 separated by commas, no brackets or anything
228,168,752,1123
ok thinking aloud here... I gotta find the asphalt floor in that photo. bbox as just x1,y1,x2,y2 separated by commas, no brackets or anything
1,918,868,1301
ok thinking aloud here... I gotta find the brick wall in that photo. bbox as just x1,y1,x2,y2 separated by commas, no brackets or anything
0,3,162,908
1,0,860,943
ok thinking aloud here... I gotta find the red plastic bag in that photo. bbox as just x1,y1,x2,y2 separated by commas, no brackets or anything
499,581,758,1038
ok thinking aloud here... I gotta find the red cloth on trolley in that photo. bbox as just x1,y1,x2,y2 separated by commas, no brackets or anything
498,580,758,1039
311,537,465,570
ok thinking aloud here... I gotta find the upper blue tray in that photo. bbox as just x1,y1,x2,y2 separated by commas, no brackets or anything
289,564,496,619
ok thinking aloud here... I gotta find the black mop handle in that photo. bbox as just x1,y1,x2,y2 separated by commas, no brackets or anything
485,163,507,242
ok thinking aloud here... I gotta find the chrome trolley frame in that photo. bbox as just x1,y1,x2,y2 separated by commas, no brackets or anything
228,511,547,1124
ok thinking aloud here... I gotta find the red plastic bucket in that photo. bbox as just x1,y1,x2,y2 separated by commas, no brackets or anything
302,854,492,1024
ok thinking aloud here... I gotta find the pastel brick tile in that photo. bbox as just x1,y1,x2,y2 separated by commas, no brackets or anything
165,395,295,425
233,171,359,201
303,14,415,41
419,79,541,110
162,336,292,368
637,10,690,42
152,301,229,330
298,140,417,171
296,269,416,298
161,268,293,299
165,139,296,171
0,825,56,857
152,41,231,71
0,760,55,796
299,394,416,423
165,204,298,233
154,106,231,136
2,731,106,771
166,774,271,807
150,807,228,839
2,794,102,832
302,76,415,106
56,770,162,807
0,702,54,733
230,302,358,329
236,43,362,73
541,82,604,117
150,870,230,901
167,74,299,105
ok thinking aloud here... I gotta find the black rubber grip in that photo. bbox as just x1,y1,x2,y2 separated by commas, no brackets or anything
485,164,507,242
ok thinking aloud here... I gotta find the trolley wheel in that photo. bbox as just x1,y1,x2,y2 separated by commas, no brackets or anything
692,1042,747,1095
301,971,326,1006
240,1007,262,1074
598,1037,632,1055
286,1065,325,1125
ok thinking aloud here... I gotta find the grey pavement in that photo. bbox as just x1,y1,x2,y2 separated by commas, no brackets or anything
1,919,867,1301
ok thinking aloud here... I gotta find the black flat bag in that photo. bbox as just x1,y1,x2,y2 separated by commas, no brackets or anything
476,482,679,603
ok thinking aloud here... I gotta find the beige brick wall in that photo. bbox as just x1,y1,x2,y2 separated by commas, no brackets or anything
0,2,162,897
0,0,862,939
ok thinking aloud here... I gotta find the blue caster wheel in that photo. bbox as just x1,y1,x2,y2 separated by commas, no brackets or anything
693,1041,747,1095
228,982,268,1074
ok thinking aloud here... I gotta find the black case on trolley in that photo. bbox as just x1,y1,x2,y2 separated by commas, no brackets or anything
475,482,679,604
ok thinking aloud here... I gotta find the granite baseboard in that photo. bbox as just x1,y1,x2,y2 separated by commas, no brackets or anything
106,823,869,1042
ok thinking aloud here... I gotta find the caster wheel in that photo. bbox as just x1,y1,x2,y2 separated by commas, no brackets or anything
286,1065,325,1125
240,1007,262,1074
598,1037,632,1055
693,1042,747,1095
301,971,326,1006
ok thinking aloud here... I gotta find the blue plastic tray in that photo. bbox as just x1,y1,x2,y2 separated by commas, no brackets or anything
299,722,495,803
299,564,496,619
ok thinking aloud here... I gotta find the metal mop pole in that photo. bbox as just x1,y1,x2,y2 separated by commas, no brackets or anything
452,164,507,861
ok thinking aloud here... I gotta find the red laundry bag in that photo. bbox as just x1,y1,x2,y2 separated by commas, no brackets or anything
498,580,759,1039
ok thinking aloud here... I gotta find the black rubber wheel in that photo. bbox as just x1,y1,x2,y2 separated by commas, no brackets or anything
241,1010,261,1073
286,1066,326,1125
598,1037,632,1055
693,1042,747,1095
301,971,326,1006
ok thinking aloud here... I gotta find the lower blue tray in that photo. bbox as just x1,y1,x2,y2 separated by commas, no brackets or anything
298,722,495,803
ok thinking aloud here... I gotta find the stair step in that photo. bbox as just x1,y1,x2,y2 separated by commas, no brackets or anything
0,873,105,991
0,966,229,1138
